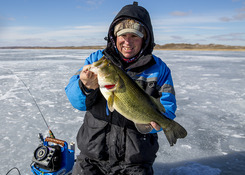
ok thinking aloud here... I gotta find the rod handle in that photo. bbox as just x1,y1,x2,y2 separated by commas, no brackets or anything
45,137,65,147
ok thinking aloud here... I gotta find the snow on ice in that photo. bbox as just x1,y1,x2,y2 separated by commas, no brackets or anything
0,49,245,174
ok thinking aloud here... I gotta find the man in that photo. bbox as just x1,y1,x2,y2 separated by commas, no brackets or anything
66,2,176,174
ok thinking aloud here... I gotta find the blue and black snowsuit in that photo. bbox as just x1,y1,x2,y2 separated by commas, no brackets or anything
65,2,177,175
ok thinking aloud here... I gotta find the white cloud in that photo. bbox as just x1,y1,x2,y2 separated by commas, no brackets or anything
0,15,15,21
0,25,108,46
220,13,245,21
238,7,245,12
209,33,245,41
220,6,245,22
152,14,220,27
76,0,104,11
233,12,245,20
170,35,184,40
219,17,232,22
85,0,104,6
170,11,192,17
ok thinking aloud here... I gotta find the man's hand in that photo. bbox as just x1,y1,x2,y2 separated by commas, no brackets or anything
150,121,161,131
80,65,99,90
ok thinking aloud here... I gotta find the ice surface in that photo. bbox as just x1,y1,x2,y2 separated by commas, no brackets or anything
0,49,245,174
169,162,221,175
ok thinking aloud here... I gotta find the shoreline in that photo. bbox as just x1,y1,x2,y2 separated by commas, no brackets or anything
1,48,244,52
1,44,245,52
154,48,245,51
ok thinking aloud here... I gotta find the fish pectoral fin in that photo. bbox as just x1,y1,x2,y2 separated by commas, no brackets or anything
135,123,153,134
107,94,115,112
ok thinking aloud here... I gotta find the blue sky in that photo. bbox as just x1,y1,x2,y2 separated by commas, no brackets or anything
0,0,245,47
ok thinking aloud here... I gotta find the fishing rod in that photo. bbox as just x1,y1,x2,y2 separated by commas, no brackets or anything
20,71,75,174
4,68,75,175
10,69,55,138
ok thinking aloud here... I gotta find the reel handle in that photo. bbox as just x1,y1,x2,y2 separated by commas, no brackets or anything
45,137,65,147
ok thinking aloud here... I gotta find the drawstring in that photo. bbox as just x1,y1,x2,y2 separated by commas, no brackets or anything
106,102,110,116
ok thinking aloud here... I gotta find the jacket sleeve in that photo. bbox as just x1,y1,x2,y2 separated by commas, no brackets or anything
150,56,177,133
65,50,104,111
158,63,177,121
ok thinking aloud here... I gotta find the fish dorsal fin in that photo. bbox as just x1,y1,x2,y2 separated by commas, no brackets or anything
107,94,115,112
135,123,153,134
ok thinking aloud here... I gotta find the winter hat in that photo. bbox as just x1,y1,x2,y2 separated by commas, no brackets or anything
114,19,146,38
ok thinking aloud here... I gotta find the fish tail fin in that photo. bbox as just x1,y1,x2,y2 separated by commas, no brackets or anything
163,121,187,146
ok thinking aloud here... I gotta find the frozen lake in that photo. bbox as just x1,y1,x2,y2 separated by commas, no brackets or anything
0,49,245,175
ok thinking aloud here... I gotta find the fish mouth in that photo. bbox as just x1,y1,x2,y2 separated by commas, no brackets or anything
104,84,116,90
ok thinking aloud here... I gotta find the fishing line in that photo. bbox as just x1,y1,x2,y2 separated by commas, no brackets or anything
18,76,50,129
7,68,55,138
6,167,21,175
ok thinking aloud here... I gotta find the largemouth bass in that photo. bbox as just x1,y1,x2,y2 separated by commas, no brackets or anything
90,56,187,146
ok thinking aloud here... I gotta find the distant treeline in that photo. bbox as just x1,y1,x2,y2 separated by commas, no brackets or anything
154,43,245,51
1,43,245,51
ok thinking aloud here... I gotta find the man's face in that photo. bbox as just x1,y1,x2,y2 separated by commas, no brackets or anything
116,33,143,59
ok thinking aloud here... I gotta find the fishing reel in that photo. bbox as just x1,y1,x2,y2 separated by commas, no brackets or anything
31,133,75,175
